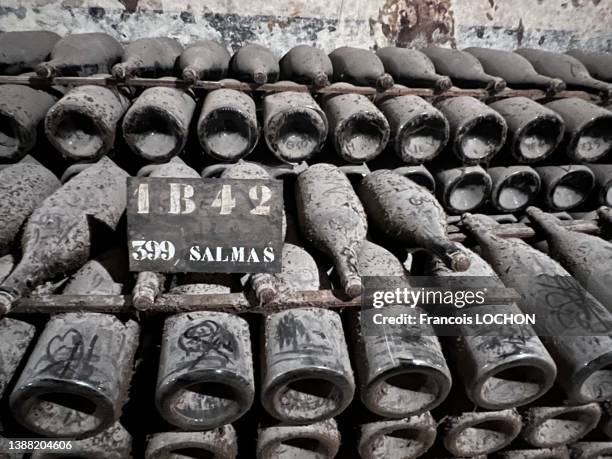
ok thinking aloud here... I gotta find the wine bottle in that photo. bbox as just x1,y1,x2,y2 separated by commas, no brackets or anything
566,49,612,83
112,37,182,79
296,163,367,297
156,312,254,430
179,40,230,82
0,31,60,75
0,157,128,314
544,98,612,162
322,83,390,163
359,415,436,459
488,166,541,213
36,33,123,78
569,443,612,459
62,258,122,295
122,85,195,162
45,83,129,161
263,84,327,163
497,447,570,459
229,43,279,84
0,158,61,256
441,408,522,456
258,420,339,459
434,166,492,214
376,46,452,90
0,318,36,399
376,92,449,164
586,164,612,207
279,44,333,87
515,48,612,96
527,206,612,309
197,81,259,161
10,313,139,437
421,46,506,91
148,427,237,459
358,169,470,271
435,96,507,163
328,46,394,90
251,243,321,304
535,165,595,211
261,308,354,423
393,165,436,193
489,97,565,163
465,47,565,92
0,84,57,161
426,244,556,409
462,213,612,403
521,399,601,448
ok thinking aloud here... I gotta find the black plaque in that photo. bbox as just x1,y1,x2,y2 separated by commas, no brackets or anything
127,177,283,273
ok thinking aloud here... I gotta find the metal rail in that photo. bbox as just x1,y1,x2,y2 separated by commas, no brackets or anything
0,75,599,101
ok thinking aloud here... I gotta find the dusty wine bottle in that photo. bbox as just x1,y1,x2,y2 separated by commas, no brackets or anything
296,163,367,297
261,308,354,423
488,166,541,213
229,43,279,84
251,243,321,304
535,165,595,211
586,164,612,207
359,169,470,271
156,312,254,430
441,408,522,457
376,92,449,164
10,313,139,438
489,97,565,163
0,157,128,314
544,98,612,162
0,31,61,75
435,96,507,163
434,166,492,214
0,318,36,400
421,46,506,91
376,46,452,90
36,33,123,78
322,83,390,163
569,442,612,459
180,40,231,82
0,84,58,161
328,46,394,90
393,165,436,193
527,207,612,309
257,420,340,459
122,85,195,162
359,414,437,459
263,84,327,163
197,81,259,161
279,44,333,87
0,158,61,256
464,47,566,92
496,447,570,459
112,37,183,79
45,83,129,161
566,49,612,83
426,244,556,410
147,427,237,459
521,401,601,448
515,48,612,96
462,213,612,403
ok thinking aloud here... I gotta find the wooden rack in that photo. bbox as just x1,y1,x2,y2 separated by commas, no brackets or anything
0,75,600,102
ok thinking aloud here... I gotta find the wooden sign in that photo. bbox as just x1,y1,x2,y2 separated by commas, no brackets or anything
127,178,283,273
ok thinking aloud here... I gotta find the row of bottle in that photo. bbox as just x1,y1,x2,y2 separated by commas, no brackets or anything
1,156,611,309
2,76,612,169
2,30,612,95
1,410,611,458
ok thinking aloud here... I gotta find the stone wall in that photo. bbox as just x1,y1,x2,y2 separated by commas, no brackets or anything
1,0,610,54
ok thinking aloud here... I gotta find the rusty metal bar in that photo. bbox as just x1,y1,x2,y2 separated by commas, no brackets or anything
0,75,597,101
9,286,520,314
